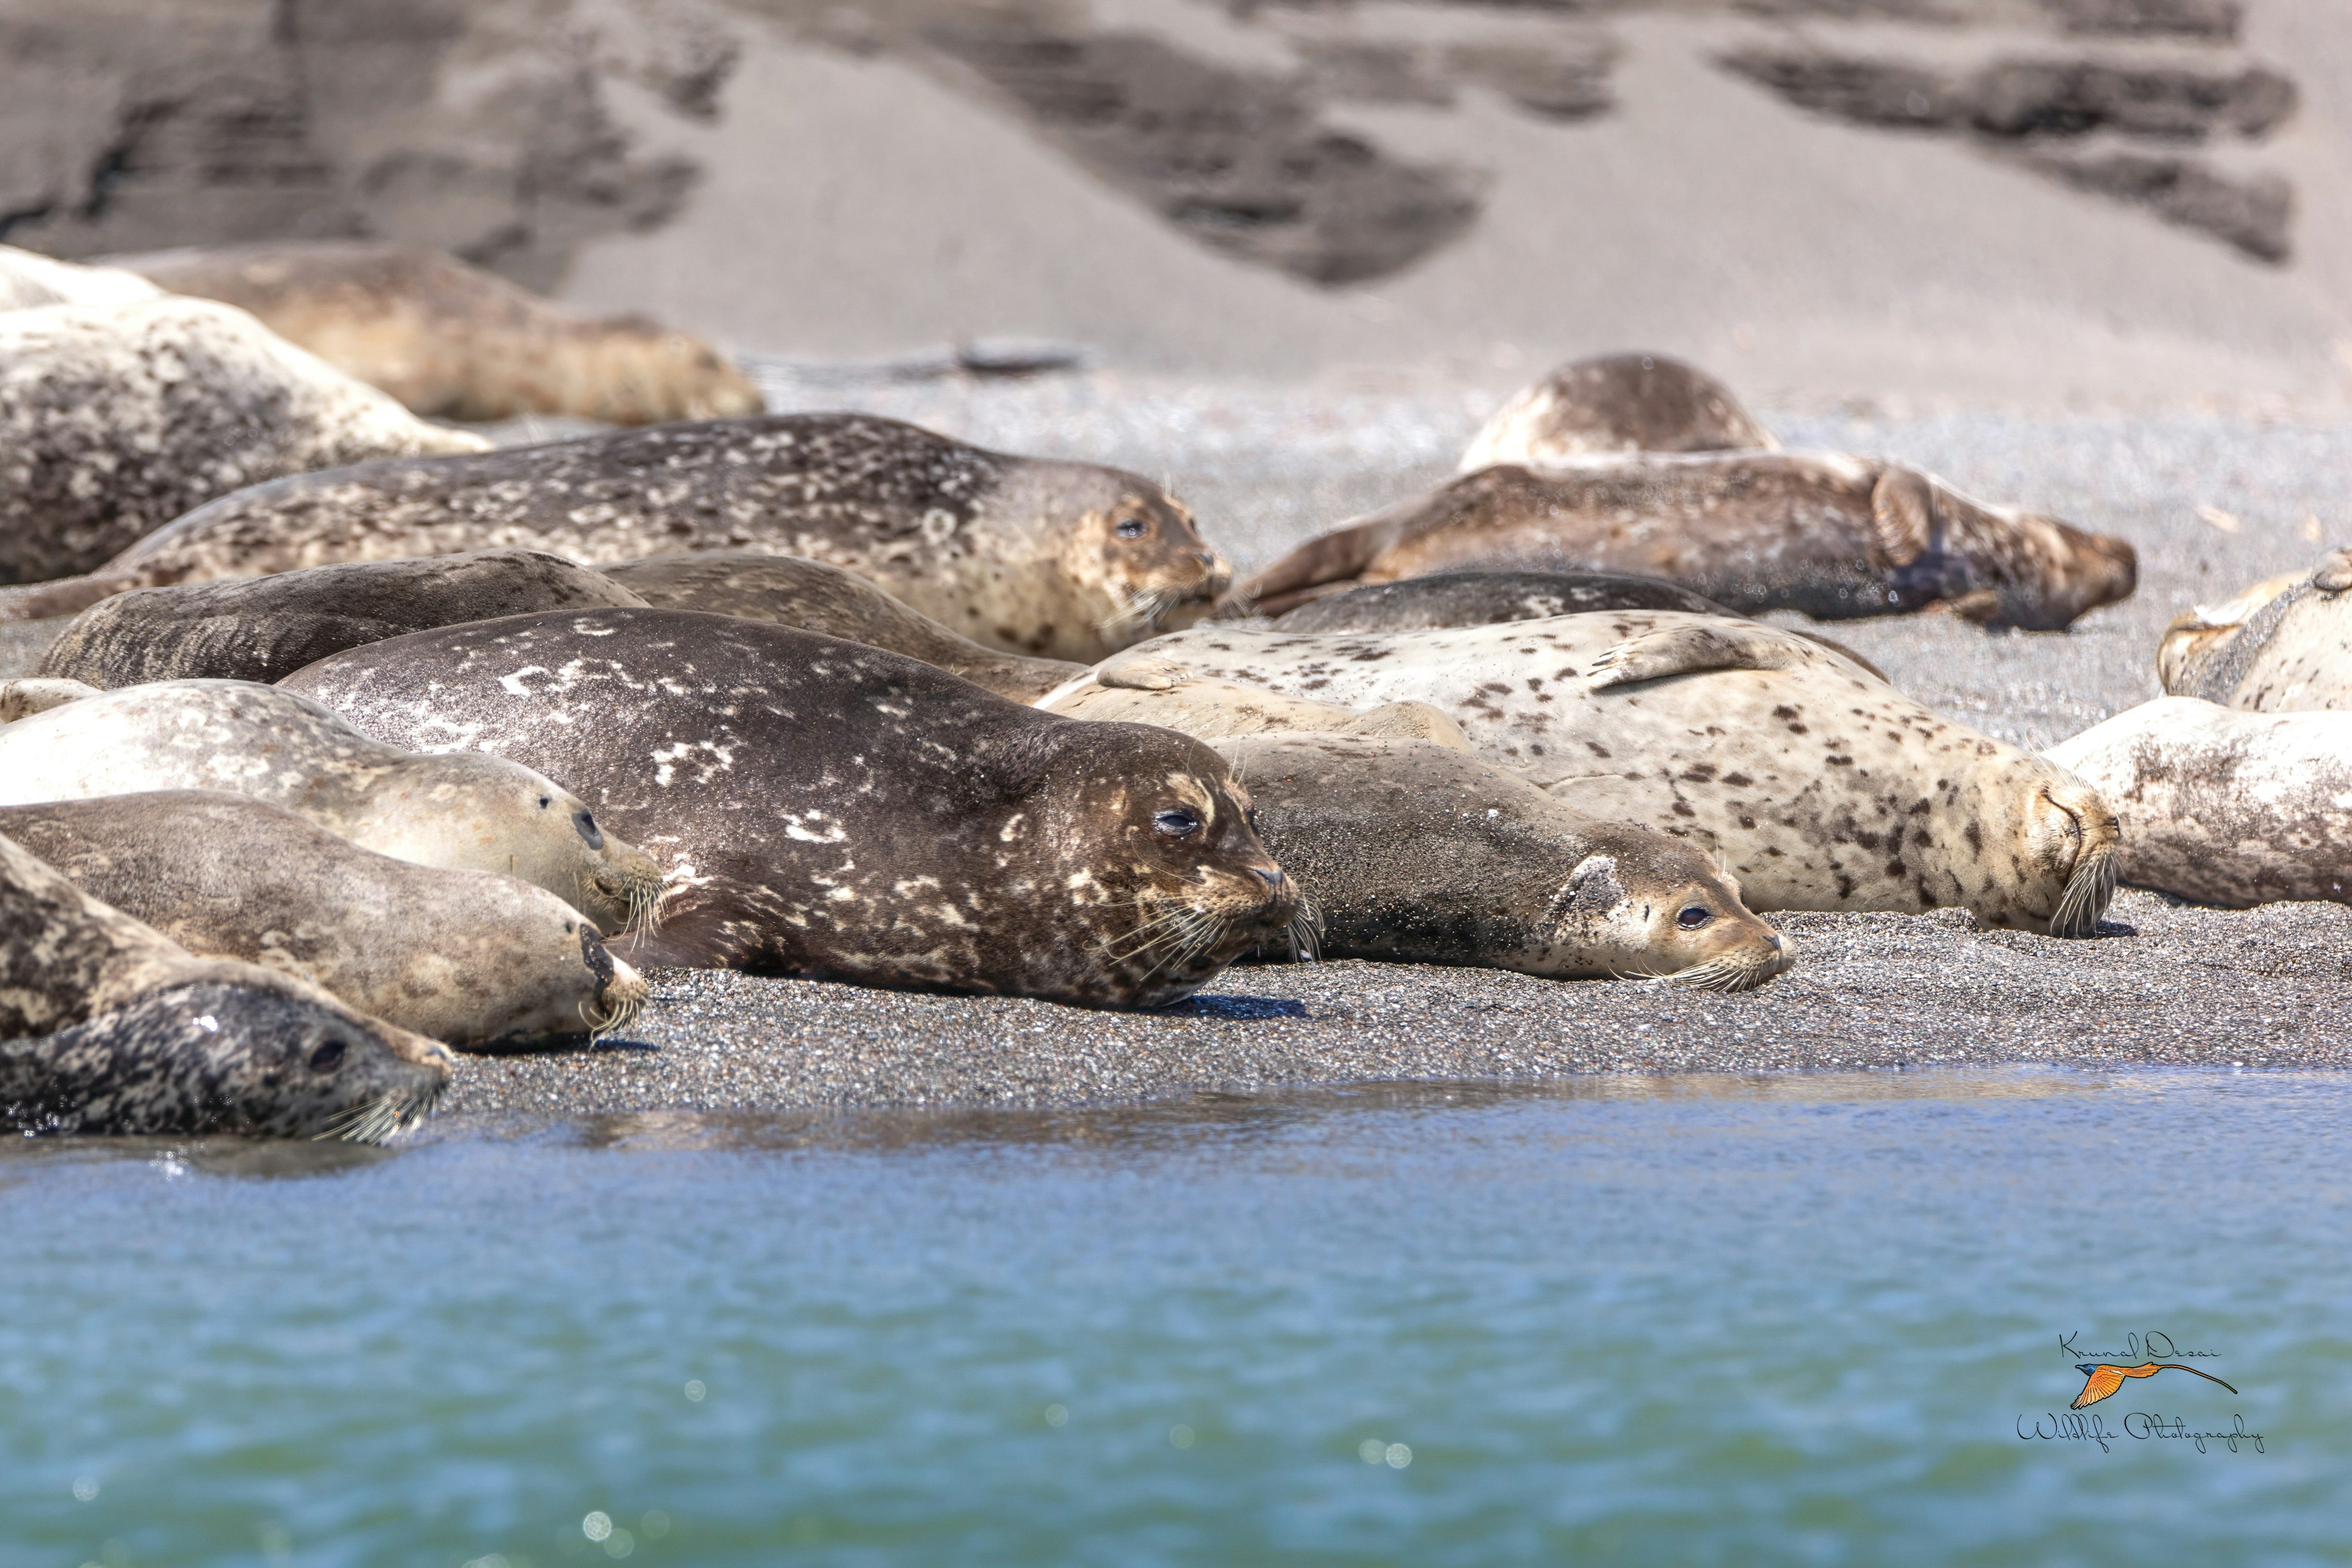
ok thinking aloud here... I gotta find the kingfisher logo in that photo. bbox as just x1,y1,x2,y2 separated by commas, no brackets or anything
2016,1332,2264,1454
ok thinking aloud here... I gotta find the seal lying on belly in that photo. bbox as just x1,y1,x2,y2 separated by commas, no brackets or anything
0,680,663,935
1,831,450,1140
0,414,1233,663
111,241,764,425
1459,352,1777,473
602,551,1081,702
2157,549,2352,711
281,609,1300,1008
1117,612,2120,934
0,791,647,1049
2047,697,2352,907
0,296,485,586
1215,734,1792,989
1267,568,1736,630
39,550,647,688
1236,453,2137,628
1036,657,1471,748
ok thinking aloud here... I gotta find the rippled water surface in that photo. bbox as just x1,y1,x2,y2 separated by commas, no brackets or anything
4,1069,2348,1567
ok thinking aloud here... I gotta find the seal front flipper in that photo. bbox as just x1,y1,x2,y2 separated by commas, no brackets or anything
1093,652,1194,692
1869,468,1934,571
1586,621,1859,691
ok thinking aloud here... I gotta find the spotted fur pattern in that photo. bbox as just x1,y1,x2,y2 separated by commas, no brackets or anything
2157,550,2352,712
1459,352,1778,472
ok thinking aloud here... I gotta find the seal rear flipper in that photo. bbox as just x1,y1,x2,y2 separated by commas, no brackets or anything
1868,469,1934,571
1586,622,1847,690
0,575,132,624
1232,483,1477,614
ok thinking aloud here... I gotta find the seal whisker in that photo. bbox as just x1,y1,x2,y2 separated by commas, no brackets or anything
2049,842,2117,939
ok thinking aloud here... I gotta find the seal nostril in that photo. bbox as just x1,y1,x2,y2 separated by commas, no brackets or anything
1252,865,1284,889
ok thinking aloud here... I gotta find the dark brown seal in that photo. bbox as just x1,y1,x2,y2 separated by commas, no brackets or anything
1237,451,2136,628
281,609,1299,1009
1460,352,1777,472
111,243,766,426
0,829,450,1140
0,415,1233,663
603,551,1082,703
39,550,647,688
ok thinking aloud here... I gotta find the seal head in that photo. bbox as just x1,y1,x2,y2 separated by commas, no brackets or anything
1461,351,1779,472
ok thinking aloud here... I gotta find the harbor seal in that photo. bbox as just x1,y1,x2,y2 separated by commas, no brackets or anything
1,829,450,1140
281,609,1302,1008
2047,697,2352,907
0,680,663,936
2156,549,2352,711
1,244,164,311
1267,568,1737,630
1036,658,1472,748
39,550,647,688
0,296,487,586
1215,733,1792,989
112,243,764,426
0,414,1232,663
603,551,1082,702
0,791,647,1049
1460,352,1778,473
1117,612,2120,934
1236,452,2137,628
0,678,99,722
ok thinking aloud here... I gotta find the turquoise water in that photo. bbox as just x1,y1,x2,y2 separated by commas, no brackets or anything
2,1069,2347,1567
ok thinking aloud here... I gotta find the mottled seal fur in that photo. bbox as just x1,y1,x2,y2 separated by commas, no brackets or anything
1238,452,2136,629
2157,549,2352,711
1460,352,1777,473
0,680,663,936
0,415,1231,663
1120,612,2120,934
603,551,1081,702
281,609,1301,1008
113,243,764,426
1,244,163,311
0,679,98,722
0,791,647,1049
1,830,450,1140
1037,656,1471,749
2047,697,2352,908
1268,568,1737,630
40,550,647,688
1215,734,1792,989
0,296,486,586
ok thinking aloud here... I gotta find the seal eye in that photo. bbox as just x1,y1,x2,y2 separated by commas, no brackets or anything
1677,905,1714,929
1153,807,1200,839
308,1037,347,1073
1115,516,1149,539
574,810,605,849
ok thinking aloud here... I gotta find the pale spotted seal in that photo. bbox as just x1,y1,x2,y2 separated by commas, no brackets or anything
112,243,764,426
1,830,450,1140
0,415,1232,664
1036,656,1471,749
2047,697,2352,907
281,609,1302,1008
0,679,98,722
1268,568,1736,630
2157,549,2352,710
1237,453,2136,628
0,244,163,311
1215,733,1792,989
603,551,1081,702
40,550,647,688
0,791,647,1050
1460,352,1778,473
1118,612,2120,934
0,680,663,936
0,296,486,586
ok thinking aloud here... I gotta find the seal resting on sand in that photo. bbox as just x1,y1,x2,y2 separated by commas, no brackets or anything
1460,352,1777,473
282,609,1302,1008
0,830,450,1140
0,415,1232,663
1216,733,1792,989
1115,612,2120,935
2157,549,2352,711
0,244,163,311
112,242,764,426
2047,696,2352,907
1036,655,1471,748
1235,452,2136,629
604,551,1081,703
1265,568,1736,630
0,791,647,1050
0,679,663,936
39,550,647,688
0,296,486,585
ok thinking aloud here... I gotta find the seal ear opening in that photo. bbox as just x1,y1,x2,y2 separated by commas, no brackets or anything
1869,469,1934,571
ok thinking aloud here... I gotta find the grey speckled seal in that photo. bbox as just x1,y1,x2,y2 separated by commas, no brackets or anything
1238,450,2137,629
1459,352,1779,472
39,549,647,688
2157,548,2352,712
1216,733,1792,989
282,608,1302,1009
1266,568,1737,631
604,551,1082,703
0,829,450,1140
1122,611,2120,935
0,414,1234,663
0,679,663,936
0,791,647,1050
